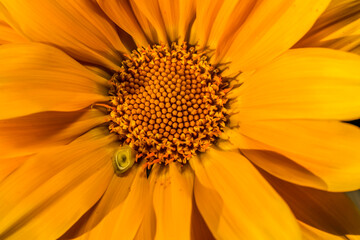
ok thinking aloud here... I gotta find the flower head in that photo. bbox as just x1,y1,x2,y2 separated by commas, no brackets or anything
1,0,360,239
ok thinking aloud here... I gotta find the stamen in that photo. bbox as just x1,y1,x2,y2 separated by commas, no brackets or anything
108,42,228,167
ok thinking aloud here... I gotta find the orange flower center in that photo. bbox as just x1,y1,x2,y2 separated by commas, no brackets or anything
108,43,228,168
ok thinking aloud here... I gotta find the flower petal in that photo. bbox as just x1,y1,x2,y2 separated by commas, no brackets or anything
239,120,360,191
0,19,27,44
299,221,359,240
0,108,107,158
60,165,138,239
295,0,360,54
0,43,109,119
191,148,301,239
131,0,167,43
230,48,360,123
0,155,30,183
0,127,116,239
190,197,215,240
69,165,150,240
214,0,330,74
0,0,126,70
151,164,194,240
96,0,148,46
262,170,360,236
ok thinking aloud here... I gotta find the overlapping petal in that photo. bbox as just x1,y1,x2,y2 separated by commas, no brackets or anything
295,0,360,54
0,43,109,119
190,148,301,239
262,170,360,237
229,48,360,123
212,0,330,75
0,109,107,158
0,0,126,70
0,128,116,240
238,120,360,191
151,164,194,240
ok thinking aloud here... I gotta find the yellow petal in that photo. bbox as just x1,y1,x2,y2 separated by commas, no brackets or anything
61,165,138,239
133,200,156,240
191,148,301,239
71,165,150,240
96,0,148,46
262,171,360,237
151,164,194,240
195,0,255,52
295,0,360,54
239,120,360,191
214,0,330,75
0,128,116,240
0,43,109,119
0,19,27,44
230,48,360,123
299,221,360,240
0,155,30,183
0,0,126,70
131,0,168,43
0,108,107,158
190,198,215,240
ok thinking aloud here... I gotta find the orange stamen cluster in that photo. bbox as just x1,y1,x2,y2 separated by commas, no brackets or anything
108,42,228,167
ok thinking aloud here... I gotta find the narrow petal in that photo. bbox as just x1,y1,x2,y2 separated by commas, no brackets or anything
262,171,360,236
96,0,148,46
0,128,116,239
191,148,301,239
299,221,359,240
0,43,109,119
194,0,256,51
133,201,156,240
70,165,150,240
230,48,360,123
60,165,138,239
0,0,126,70
131,0,168,43
190,197,215,240
239,120,360,191
151,164,194,240
0,155,30,183
0,19,27,44
214,0,330,75
0,108,107,158
295,0,360,54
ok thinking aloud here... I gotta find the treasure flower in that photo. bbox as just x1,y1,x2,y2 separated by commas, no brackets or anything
0,0,360,239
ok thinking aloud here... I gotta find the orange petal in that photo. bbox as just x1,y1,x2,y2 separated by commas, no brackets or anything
295,0,360,54
239,120,360,191
262,170,360,237
191,148,301,239
0,0,126,70
0,43,109,119
0,155,30,183
299,221,360,240
96,0,148,46
0,19,27,44
230,48,360,123
192,0,255,51
133,199,156,240
70,164,150,240
0,127,116,239
190,197,215,240
0,108,107,158
151,164,194,240
131,0,168,43
214,0,330,75
61,165,139,239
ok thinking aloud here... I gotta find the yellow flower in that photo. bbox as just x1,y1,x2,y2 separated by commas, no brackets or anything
0,0,360,239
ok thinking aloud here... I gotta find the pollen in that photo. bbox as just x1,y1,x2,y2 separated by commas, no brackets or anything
107,42,228,168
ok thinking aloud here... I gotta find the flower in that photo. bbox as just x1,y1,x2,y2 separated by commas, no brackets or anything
0,0,360,239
